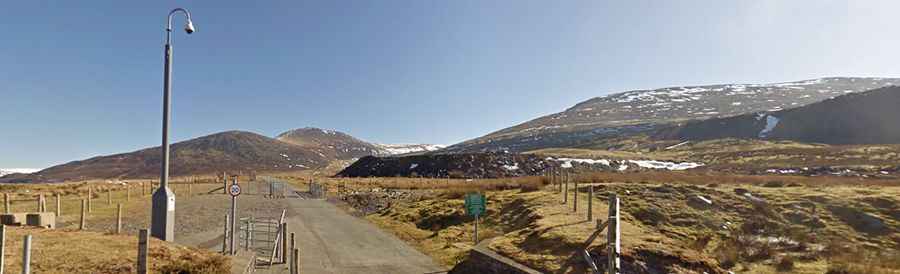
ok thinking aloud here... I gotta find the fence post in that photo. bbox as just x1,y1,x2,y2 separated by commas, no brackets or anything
142,182,146,196
87,187,93,213
588,185,593,221
137,229,149,274
223,173,228,195
563,174,568,204
574,180,578,212
607,194,620,274
222,214,229,254
107,189,112,205
37,194,43,212
22,235,31,274
116,204,123,234
289,232,295,273
79,199,86,230
0,225,5,274
188,183,192,197
281,222,288,264
4,194,8,213
55,193,61,217
292,248,299,274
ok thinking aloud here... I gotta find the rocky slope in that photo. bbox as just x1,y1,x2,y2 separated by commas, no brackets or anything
655,86,900,144
337,153,550,178
445,77,899,153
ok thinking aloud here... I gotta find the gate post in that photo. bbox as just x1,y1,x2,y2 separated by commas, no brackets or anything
607,194,620,274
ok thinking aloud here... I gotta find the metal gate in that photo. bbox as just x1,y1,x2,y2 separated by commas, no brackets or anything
238,210,286,267
257,176,287,198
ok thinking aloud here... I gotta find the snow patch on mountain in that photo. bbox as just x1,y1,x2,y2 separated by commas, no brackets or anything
376,144,446,155
0,168,40,177
759,115,780,137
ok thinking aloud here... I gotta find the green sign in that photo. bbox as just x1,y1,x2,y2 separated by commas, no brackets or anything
465,193,486,217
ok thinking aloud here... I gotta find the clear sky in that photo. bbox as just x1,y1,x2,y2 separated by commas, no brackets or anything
3,0,900,168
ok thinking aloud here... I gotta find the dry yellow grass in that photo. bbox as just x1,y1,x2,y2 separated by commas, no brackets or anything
1,227,229,273
325,174,900,274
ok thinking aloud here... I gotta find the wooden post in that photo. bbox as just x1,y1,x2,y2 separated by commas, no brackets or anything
574,180,578,212
607,194,620,274
188,183,192,197
222,214,229,254
0,225,5,274
107,189,112,205
37,194,43,212
116,204,123,234
87,187,93,213
22,235,31,274
289,232,295,273
4,194,8,213
588,185,593,221
223,172,228,195
281,222,288,264
563,174,568,204
137,229,149,274
79,199,86,230
55,193,61,217
292,248,299,274
142,182,146,196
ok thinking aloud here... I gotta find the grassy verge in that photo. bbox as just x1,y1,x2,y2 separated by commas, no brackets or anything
2,227,229,273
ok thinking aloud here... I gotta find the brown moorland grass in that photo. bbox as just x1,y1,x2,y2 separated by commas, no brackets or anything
574,170,900,187
1,227,229,273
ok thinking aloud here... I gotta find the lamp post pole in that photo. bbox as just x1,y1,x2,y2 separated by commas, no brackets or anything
151,8,195,242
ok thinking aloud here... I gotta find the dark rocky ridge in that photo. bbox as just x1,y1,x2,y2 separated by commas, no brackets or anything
337,153,549,178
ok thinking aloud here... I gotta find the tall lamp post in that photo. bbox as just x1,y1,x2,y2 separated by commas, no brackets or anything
151,8,196,241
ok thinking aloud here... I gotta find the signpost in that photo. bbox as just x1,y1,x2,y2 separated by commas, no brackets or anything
229,177,241,255
464,193,486,244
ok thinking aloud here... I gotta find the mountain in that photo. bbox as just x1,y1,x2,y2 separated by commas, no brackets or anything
9,131,330,182
276,127,385,159
655,86,900,144
0,168,40,177
277,127,445,157
444,77,899,153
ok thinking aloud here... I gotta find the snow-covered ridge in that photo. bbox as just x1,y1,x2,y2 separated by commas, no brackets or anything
376,144,446,155
0,168,40,177
549,157,703,171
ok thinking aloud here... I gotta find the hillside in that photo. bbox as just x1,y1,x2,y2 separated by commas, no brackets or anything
277,127,445,158
656,86,900,144
277,127,385,159
445,77,899,153
7,131,330,182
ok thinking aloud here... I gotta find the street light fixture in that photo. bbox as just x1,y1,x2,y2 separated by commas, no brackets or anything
151,8,195,242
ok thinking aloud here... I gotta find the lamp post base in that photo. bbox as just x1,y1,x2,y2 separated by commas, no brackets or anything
150,186,175,241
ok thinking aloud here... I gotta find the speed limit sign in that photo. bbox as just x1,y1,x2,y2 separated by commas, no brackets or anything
229,183,242,196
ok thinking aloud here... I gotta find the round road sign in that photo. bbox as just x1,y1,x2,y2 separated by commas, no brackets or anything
229,183,241,196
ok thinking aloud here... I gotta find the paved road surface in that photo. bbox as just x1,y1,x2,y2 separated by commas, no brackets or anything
188,187,444,274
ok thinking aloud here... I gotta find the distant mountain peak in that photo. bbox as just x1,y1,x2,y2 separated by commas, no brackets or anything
447,77,900,153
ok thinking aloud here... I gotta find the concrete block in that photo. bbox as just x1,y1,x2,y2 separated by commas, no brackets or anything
26,212,56,229
0,213,27,226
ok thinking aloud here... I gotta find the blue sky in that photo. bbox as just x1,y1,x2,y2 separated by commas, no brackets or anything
4,1,900,168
